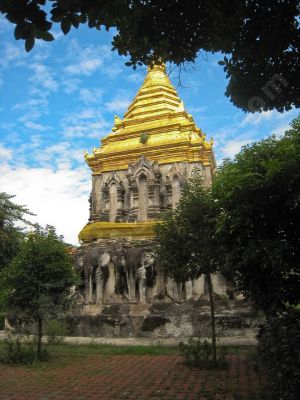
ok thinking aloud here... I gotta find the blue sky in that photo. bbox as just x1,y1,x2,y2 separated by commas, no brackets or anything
0,15,298,244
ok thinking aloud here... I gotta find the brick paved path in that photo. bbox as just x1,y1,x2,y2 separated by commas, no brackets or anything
0,354,265,400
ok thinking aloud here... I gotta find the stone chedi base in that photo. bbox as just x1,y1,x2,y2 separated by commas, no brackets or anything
66,301,261,340
70,238,261,340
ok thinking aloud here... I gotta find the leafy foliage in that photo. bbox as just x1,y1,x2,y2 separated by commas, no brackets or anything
45,319,66,344
0,313,5,330
258,309,300,400
155,175,221,281
0,192,33,271
0,225,78,359
0,334,49,365
155,174,222,364
179,338,227,369
213,115,300,314
1,1,299,112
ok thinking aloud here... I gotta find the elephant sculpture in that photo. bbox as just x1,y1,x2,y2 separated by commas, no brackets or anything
112,253,128,299
74,246,214,305
75,247,102,304
125,248,157,302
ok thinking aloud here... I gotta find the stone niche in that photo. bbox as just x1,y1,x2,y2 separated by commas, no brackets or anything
89,157,204,225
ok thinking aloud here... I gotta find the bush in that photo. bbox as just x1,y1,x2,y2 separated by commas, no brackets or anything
0,313,5,330
45,319,66,344
258,309,300,400
179,338,227,369
0,335,49,365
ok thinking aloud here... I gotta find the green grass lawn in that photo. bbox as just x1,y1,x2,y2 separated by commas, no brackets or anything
47,342,180,356
0,338,259,368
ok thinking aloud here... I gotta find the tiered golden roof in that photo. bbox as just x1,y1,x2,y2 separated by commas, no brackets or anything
85,63,215,174
79,63,215,242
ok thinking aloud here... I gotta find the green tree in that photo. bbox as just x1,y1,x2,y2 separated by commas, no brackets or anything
213,115,300,400
0,225,78,360
0,192,33,271
155,175,221,364
1,1,299,112
213,115,300,314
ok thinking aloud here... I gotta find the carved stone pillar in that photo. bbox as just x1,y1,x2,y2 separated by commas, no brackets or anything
95,267,104,304
172,175,181,209
109,183,118,222
127,177,139,222
138,174,148,222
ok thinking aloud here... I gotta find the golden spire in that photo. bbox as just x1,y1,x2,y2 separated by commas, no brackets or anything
124,62,182,121
85,64,215,174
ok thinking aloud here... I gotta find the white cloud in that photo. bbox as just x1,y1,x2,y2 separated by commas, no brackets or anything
62,78,81,94
51,30,64,41
14,97,49,122
61,108,111,139
221,139,252,159
104,64,123,78
126,73,144,83
79,88,104,105
0,15,12,34
105,96,131,113
24,121,49,131
271,123,291,137
32,142,83,169
0,135,85,171
0,121,15,130
29,63,58,92
239,110,288,127
14,97,48,112
65,59,102,76
0,164,90,245
0,144,13,161
0,43,26,68
187,106,208,114
64,42,111,76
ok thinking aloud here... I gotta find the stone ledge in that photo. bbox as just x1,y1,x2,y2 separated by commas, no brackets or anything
0,331,257,347
78,221,158,241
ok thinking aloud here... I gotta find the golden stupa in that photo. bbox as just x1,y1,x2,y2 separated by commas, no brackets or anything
79,63,215,242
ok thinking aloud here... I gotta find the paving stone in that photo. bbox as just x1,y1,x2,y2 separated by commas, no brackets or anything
0,354,266,400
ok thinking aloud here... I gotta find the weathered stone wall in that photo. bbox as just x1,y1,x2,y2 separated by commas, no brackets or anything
66,301,262,339
5,300,263,340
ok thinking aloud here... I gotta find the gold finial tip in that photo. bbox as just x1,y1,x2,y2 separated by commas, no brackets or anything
147,60,166,73
114,115,122,123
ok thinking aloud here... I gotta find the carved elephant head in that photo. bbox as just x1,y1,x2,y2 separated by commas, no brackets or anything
74,254,84,271
124,247,143,272
75,247,102,280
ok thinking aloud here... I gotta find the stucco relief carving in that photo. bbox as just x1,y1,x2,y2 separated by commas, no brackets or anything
165,163,188,209
127,156,162,221
138,174,148,221
77,245,231,306
109,183,117,222
102,171,125,222
90,157,198,223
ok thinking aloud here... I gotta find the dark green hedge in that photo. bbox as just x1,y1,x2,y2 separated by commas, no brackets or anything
0,314,5,330
258,309,300,400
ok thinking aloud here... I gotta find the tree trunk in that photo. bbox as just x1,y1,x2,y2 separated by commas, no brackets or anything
37,316,42,360
206,272,217,364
